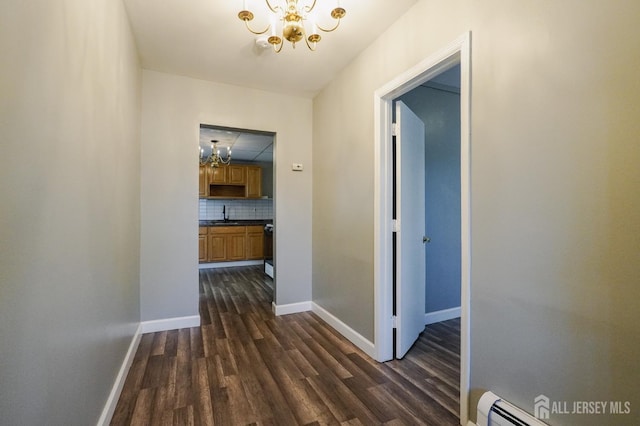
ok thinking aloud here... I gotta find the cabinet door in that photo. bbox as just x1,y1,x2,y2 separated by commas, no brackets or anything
228,165,246,185
208,235,226,262
199,235,207,262
199,165,207,197
246,227,264,260
226,233,246,260
209,165,227,184
246,166,262,198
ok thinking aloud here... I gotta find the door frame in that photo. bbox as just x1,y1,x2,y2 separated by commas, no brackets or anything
373,32,471,424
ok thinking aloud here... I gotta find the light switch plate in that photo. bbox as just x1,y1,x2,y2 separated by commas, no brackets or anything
292,163,303,171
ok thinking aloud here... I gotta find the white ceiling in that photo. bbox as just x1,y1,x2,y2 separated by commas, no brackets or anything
123,0,419,98
200,127,274,162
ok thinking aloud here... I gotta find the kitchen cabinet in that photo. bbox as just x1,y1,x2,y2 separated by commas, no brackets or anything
199,166,207,197
198,227,208,262
246,166,262,199
207,164,245,185
208,165,227,184
201,225,266,263
207,226,246,262
228,165,246,185
226,233,246,260
208,234,226,262
202,164,261,199
246,226,264,259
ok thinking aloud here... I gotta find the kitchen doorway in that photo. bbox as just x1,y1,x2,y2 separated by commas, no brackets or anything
373,33,471,424
198,124,276,300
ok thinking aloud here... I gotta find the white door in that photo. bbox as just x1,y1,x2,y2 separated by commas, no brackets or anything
395,101,426,359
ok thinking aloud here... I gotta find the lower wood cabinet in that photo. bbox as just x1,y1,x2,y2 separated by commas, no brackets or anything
198,227,208,262
201,225,264,263
246,226,264,260
226,233,246,260
207,234,226,262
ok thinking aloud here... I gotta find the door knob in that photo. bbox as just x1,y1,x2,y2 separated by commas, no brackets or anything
423,236,431,243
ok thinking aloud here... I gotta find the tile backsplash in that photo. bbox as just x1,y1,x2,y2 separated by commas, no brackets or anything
199,199,273,221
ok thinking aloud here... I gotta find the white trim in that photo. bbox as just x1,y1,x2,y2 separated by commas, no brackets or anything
199,260,263,269
373,32,472,425
424,307,461,325
459,31,472,426
468,421,477,426
140,315,201,333
311,302,377,359
272,300,312,316
97,324,142,426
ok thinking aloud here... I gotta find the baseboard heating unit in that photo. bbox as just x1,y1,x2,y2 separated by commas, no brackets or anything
477,391,548,426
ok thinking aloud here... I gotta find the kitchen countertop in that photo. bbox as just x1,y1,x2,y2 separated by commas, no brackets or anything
199,219,273,227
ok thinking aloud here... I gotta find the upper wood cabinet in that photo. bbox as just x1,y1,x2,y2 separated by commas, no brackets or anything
228,165,246,185
201,164,262,199
246,166,262,199
207,164,245,185
208,165,227,184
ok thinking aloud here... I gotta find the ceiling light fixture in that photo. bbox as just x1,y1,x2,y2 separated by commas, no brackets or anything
238,0,346,53
200,140,231,168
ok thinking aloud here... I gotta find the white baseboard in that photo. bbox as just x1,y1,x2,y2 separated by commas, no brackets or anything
140,315,201,333
199,260,263,269
424,306,461,325
272,300,312,316
97,324,142,426
311,302,376,359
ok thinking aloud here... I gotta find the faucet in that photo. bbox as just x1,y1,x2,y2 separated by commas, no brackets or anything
223,205,229,222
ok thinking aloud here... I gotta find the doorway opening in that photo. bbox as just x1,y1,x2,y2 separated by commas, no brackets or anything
373,33,471,424
198,124,276,301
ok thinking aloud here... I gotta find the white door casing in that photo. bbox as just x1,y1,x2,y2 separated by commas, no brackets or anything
373,32,471,424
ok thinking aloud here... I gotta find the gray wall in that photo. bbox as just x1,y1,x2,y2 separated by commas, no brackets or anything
140,70,313,319
399,83,461,313
312,0,640,424
0,0,142,424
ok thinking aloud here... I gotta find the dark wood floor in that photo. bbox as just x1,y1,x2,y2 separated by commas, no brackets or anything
111,265,460,425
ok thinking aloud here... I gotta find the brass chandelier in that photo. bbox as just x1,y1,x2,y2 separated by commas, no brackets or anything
200,140,231,168
238,0,346,52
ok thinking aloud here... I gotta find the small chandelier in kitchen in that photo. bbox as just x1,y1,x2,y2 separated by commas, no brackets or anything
200,140,231,168
238,0,346,53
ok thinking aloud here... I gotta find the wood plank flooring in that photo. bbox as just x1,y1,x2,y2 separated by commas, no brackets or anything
111,265,460,425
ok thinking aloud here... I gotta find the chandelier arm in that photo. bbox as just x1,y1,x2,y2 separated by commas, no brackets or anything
316,18,341,33
264,0,281,14
273,39,284,53
304,36,317,51
243,19,271,35
303,0,318,13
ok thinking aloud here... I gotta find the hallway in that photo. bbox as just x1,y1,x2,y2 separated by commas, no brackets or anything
111,266,460,425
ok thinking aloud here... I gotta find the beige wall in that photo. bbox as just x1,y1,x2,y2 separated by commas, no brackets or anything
140,70,313,321
312,0,640,423
0,0,141,423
